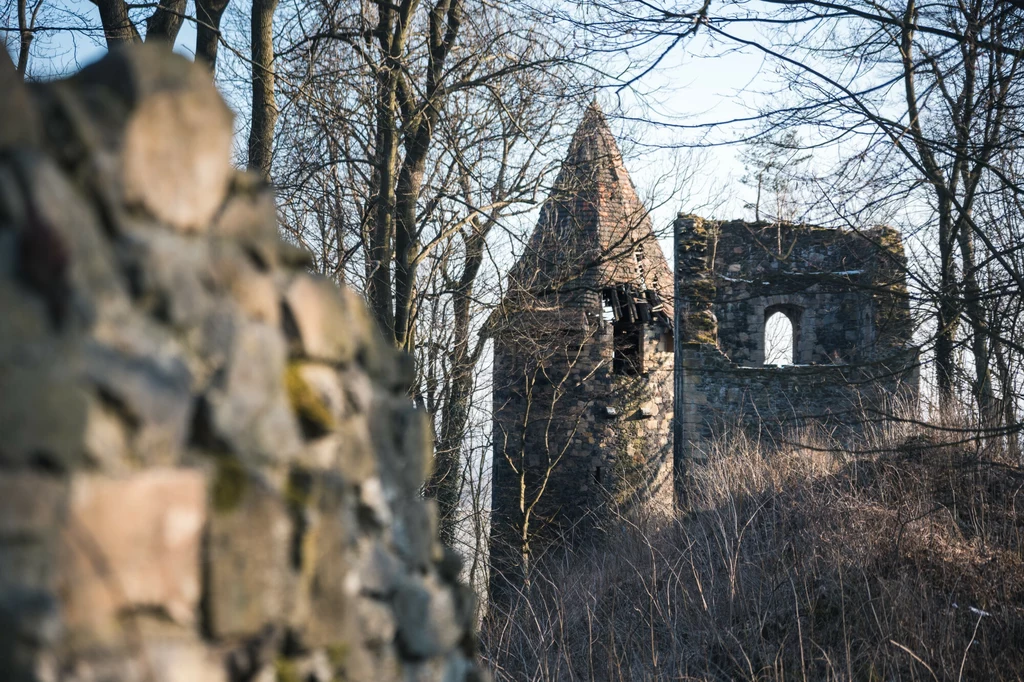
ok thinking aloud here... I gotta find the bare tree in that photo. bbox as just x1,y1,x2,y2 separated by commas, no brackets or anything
247,0,277,178
74,0,232,67
739,130,811,225
13,0,42,76
195,0,231,68
573,0,1024,446
89,0,139,45
272,0,588,543
489,321,597,596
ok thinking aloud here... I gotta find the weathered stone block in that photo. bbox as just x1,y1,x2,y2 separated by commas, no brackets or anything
59,469,206,644
83,398,131,470
69,44,235,233
351,538,400,597
0,284,89,469
298,474,359,648
284,275,363,365
123,229,215,326
0,474,68,599
9,150,128,317
84,339,193,465
206,470,294,639
207,320,301,463
143,634,230,682
226,256,280,327
0,58,40,150
393,574,463,660
287,362,346,434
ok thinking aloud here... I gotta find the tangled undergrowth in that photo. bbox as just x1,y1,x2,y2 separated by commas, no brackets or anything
483,425,1024,681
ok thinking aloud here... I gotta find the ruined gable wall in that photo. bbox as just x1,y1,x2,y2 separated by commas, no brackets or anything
711,221,913,367
0,47,482,682
674,215,918,472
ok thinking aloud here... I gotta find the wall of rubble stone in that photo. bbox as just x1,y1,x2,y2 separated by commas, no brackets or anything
673,214,919,471
0,46,483,682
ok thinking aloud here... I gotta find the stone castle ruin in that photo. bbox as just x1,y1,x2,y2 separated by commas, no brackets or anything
489,104,676,595
490,104,918,593
673,215,919,481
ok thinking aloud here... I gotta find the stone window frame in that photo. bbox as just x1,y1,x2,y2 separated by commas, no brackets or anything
757,298,809,365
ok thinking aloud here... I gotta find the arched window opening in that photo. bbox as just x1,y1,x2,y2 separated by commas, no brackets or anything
765,311,795,365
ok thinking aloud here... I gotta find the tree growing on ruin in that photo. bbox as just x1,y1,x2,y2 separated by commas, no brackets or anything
739,130,811,225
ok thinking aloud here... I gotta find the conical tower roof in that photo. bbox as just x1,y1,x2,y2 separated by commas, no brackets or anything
508,102,673,316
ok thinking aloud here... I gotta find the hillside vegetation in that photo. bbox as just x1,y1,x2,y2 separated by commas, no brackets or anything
484,426,1024,681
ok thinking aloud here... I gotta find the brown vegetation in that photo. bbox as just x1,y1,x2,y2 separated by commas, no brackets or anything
484,426,1024,681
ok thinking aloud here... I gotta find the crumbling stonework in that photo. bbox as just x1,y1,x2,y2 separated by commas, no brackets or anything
490,104,674,598
673,215,919,485
489,106,919,598
0,47,482,682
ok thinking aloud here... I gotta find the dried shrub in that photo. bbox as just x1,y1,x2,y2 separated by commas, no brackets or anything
484,423,1024,681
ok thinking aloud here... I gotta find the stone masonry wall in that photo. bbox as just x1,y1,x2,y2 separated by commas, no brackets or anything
675,345,917,461
0,47,483,682
709,219,912,367
673,214,919,474
489,311,673,597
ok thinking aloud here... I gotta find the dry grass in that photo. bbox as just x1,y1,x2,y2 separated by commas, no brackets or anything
482,424,1024,681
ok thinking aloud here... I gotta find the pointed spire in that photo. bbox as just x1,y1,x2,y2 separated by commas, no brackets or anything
557,99,624,187
507,101,675,316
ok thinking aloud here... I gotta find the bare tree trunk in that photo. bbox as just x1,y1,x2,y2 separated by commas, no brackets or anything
393,157,424,352
16,0,35,77
367,94,398,339
195,0,230,68
991,325,1020,459
958,219,997,424
248,0,279,181
901,2,961,412
391,0,463,351
145,0,187,44
365,0,405,341
427,223,487,545
90,0,141,47
935,208,961,411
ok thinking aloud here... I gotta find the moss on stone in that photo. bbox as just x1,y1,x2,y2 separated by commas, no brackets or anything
687,312,718,344
285,362,336,433
274,657,301,682
285,466,314,508
327,642,349,670
211,455,247,513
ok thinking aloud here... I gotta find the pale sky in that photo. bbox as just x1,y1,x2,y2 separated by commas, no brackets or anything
8,0,773,237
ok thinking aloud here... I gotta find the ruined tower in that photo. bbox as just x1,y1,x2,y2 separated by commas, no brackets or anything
489,104,675,597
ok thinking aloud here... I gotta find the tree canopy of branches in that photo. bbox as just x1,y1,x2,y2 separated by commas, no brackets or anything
576,0,1024,450
271,0,589,544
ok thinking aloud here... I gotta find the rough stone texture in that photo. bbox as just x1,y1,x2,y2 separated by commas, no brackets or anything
0,45,483,682
490,103,674,600
673,214,919,487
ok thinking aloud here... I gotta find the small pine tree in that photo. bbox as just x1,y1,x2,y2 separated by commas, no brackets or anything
739,130,812,224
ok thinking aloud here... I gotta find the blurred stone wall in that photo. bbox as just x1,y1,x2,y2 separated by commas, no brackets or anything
0,46,483,682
